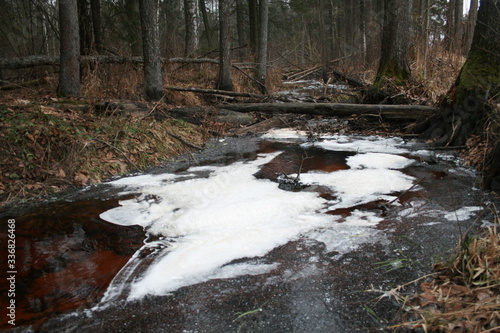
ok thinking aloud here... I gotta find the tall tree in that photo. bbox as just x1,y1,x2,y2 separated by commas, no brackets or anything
257,0,269,94
235,0,245,60
125,0,142,55
199,0,212,48
419,0,500,147
184,0,198,56
248,0,258,54
59,0,80,97
464,0,479,54
374,0,412,86
217,0,232,90
90,0,103,53
318,0,328,83
77,0,92,55
139,0,163,100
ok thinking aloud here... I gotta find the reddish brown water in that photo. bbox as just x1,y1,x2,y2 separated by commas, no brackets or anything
0,198,144,329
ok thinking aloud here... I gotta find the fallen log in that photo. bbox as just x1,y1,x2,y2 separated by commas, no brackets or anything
0,79,43,90
220,103,437,121
331,69,365,88
0,55,221,69
164,86,265,99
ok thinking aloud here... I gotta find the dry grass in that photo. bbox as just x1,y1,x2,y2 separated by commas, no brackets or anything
0,96,206,206
393,205,500,332
412,45,466,103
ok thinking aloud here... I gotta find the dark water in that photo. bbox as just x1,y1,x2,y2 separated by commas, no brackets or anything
0,135,491,332
0,199,144,329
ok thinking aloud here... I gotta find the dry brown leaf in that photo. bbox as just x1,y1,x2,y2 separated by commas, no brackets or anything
441,284,470,296
74,172,89,186
56,168,66,178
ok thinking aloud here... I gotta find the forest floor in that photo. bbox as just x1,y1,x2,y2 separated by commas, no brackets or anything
1,72,499,332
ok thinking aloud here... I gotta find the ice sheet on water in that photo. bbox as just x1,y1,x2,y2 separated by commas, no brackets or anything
444,206,483,221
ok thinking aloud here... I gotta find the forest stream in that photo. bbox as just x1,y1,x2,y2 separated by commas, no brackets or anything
1,128,493,332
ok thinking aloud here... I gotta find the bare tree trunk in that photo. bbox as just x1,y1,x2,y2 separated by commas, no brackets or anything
184,0,198,56
257,0,269,94
364,0,380,68
454,0,464,53
319,0,329,83
90,0,103,54
124,0,142,56
59,0,80,97
77,0,92,55
139,0,163,100
464,0,478,54
199,0,212,48
374,0,412,85
235,0,245,60
217,0,232,90
248,0,258,54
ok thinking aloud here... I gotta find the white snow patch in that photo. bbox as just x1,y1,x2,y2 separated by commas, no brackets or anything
444,206,483,221
300,169,414,209
261,129,309,141
101,152,332,299
303,135,410,154
210,263,280,280
346,153,414,170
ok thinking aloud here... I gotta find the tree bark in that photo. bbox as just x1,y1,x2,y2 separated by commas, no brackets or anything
464,0,478,54
235,0,246,60
248,0,258,54
257,0,269,94
59,0,80,97
374,0,412,85
221,102,436,120
454,0,464,53
217,0,233,91
199,0,212,48
184,0,198,56
77,0,92,55
319,0,329,83
139,0,163,100
419,0,500,146
90,0,103,54
125,0,142,56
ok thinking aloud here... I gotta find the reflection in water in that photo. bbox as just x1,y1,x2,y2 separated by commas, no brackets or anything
0,198,144,329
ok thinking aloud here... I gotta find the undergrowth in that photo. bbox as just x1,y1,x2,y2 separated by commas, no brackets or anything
0,98,205,206
381,203,500,333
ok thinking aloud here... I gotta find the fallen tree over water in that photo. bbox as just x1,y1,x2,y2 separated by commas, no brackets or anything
220,102,436,121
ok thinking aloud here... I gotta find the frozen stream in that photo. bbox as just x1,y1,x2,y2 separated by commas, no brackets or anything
1,130,490,332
